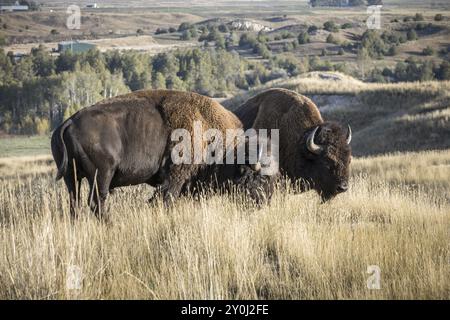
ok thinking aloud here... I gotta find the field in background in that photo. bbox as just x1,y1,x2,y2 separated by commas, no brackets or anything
0,149,448,299
0,135,50,158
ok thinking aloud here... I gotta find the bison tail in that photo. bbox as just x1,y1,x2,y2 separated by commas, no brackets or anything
53,119,72,181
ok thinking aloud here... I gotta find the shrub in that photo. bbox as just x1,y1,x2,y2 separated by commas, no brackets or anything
407,29,418,41
387,46,398,56
434,14,444,21
323,21,338,32
413,13,424,22
178,22,192,32
281,31,295,39
341,23,353,29
180,30,191,41
436,61,450,80
239,33,258,48
254,43,271,58
190,27,198,38
326,34,339,44
361,30,387,58
422,46,434,56
218,24,229,33
298,31,310,44
283,42,294,52
155,28,168,35
307,25,318,34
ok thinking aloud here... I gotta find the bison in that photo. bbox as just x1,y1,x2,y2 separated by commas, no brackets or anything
234,88,352,202
51,90,278,217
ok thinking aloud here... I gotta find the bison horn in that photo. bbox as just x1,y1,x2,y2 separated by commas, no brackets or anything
346,125,352,145
251,146,263,172
307,126,323,154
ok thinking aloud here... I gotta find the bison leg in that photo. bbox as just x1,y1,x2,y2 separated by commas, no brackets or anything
88,168,115,219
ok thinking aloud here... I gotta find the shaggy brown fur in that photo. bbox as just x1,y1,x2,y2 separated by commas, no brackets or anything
236,88,323,177
234,88,351,201
52,89,276,217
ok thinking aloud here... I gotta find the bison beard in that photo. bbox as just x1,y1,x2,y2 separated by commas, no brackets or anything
51,90,278,219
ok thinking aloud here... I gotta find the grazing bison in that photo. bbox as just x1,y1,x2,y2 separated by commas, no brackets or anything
52,90,278,217
234,88,352,202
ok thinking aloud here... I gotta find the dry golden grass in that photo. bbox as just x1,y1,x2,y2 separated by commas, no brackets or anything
224,74,450,110
0,150,448,299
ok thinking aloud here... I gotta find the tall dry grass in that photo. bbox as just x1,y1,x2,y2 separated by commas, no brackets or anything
0,150,449,299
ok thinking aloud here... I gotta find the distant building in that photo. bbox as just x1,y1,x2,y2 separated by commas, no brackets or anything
58,41,97,54
0,1,29,12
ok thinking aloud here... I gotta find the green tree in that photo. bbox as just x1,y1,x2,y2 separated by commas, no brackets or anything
181,30,192,40
153,72,166,89
357,47,370,78
323,21,338,32
407,29,418,41
178,22,192,32
298,31,310,44
31,45,55,77
436,61,450,80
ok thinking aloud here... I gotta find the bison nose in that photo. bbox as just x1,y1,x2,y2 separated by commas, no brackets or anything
336,182,348,193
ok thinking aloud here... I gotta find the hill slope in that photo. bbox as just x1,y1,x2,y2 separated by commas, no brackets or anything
224,73,450,156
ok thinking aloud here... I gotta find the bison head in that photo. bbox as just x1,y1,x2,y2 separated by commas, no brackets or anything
297,122,352,202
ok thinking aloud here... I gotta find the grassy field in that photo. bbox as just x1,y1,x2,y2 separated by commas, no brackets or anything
0,135,50,158
0,149,448,299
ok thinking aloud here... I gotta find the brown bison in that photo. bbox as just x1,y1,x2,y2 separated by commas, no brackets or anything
51,90,278,217
234,88,352,202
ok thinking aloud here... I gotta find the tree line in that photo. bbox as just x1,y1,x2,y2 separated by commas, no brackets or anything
0,46,255,135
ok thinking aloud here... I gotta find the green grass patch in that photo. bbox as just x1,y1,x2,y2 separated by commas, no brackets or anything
0,136,51,158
